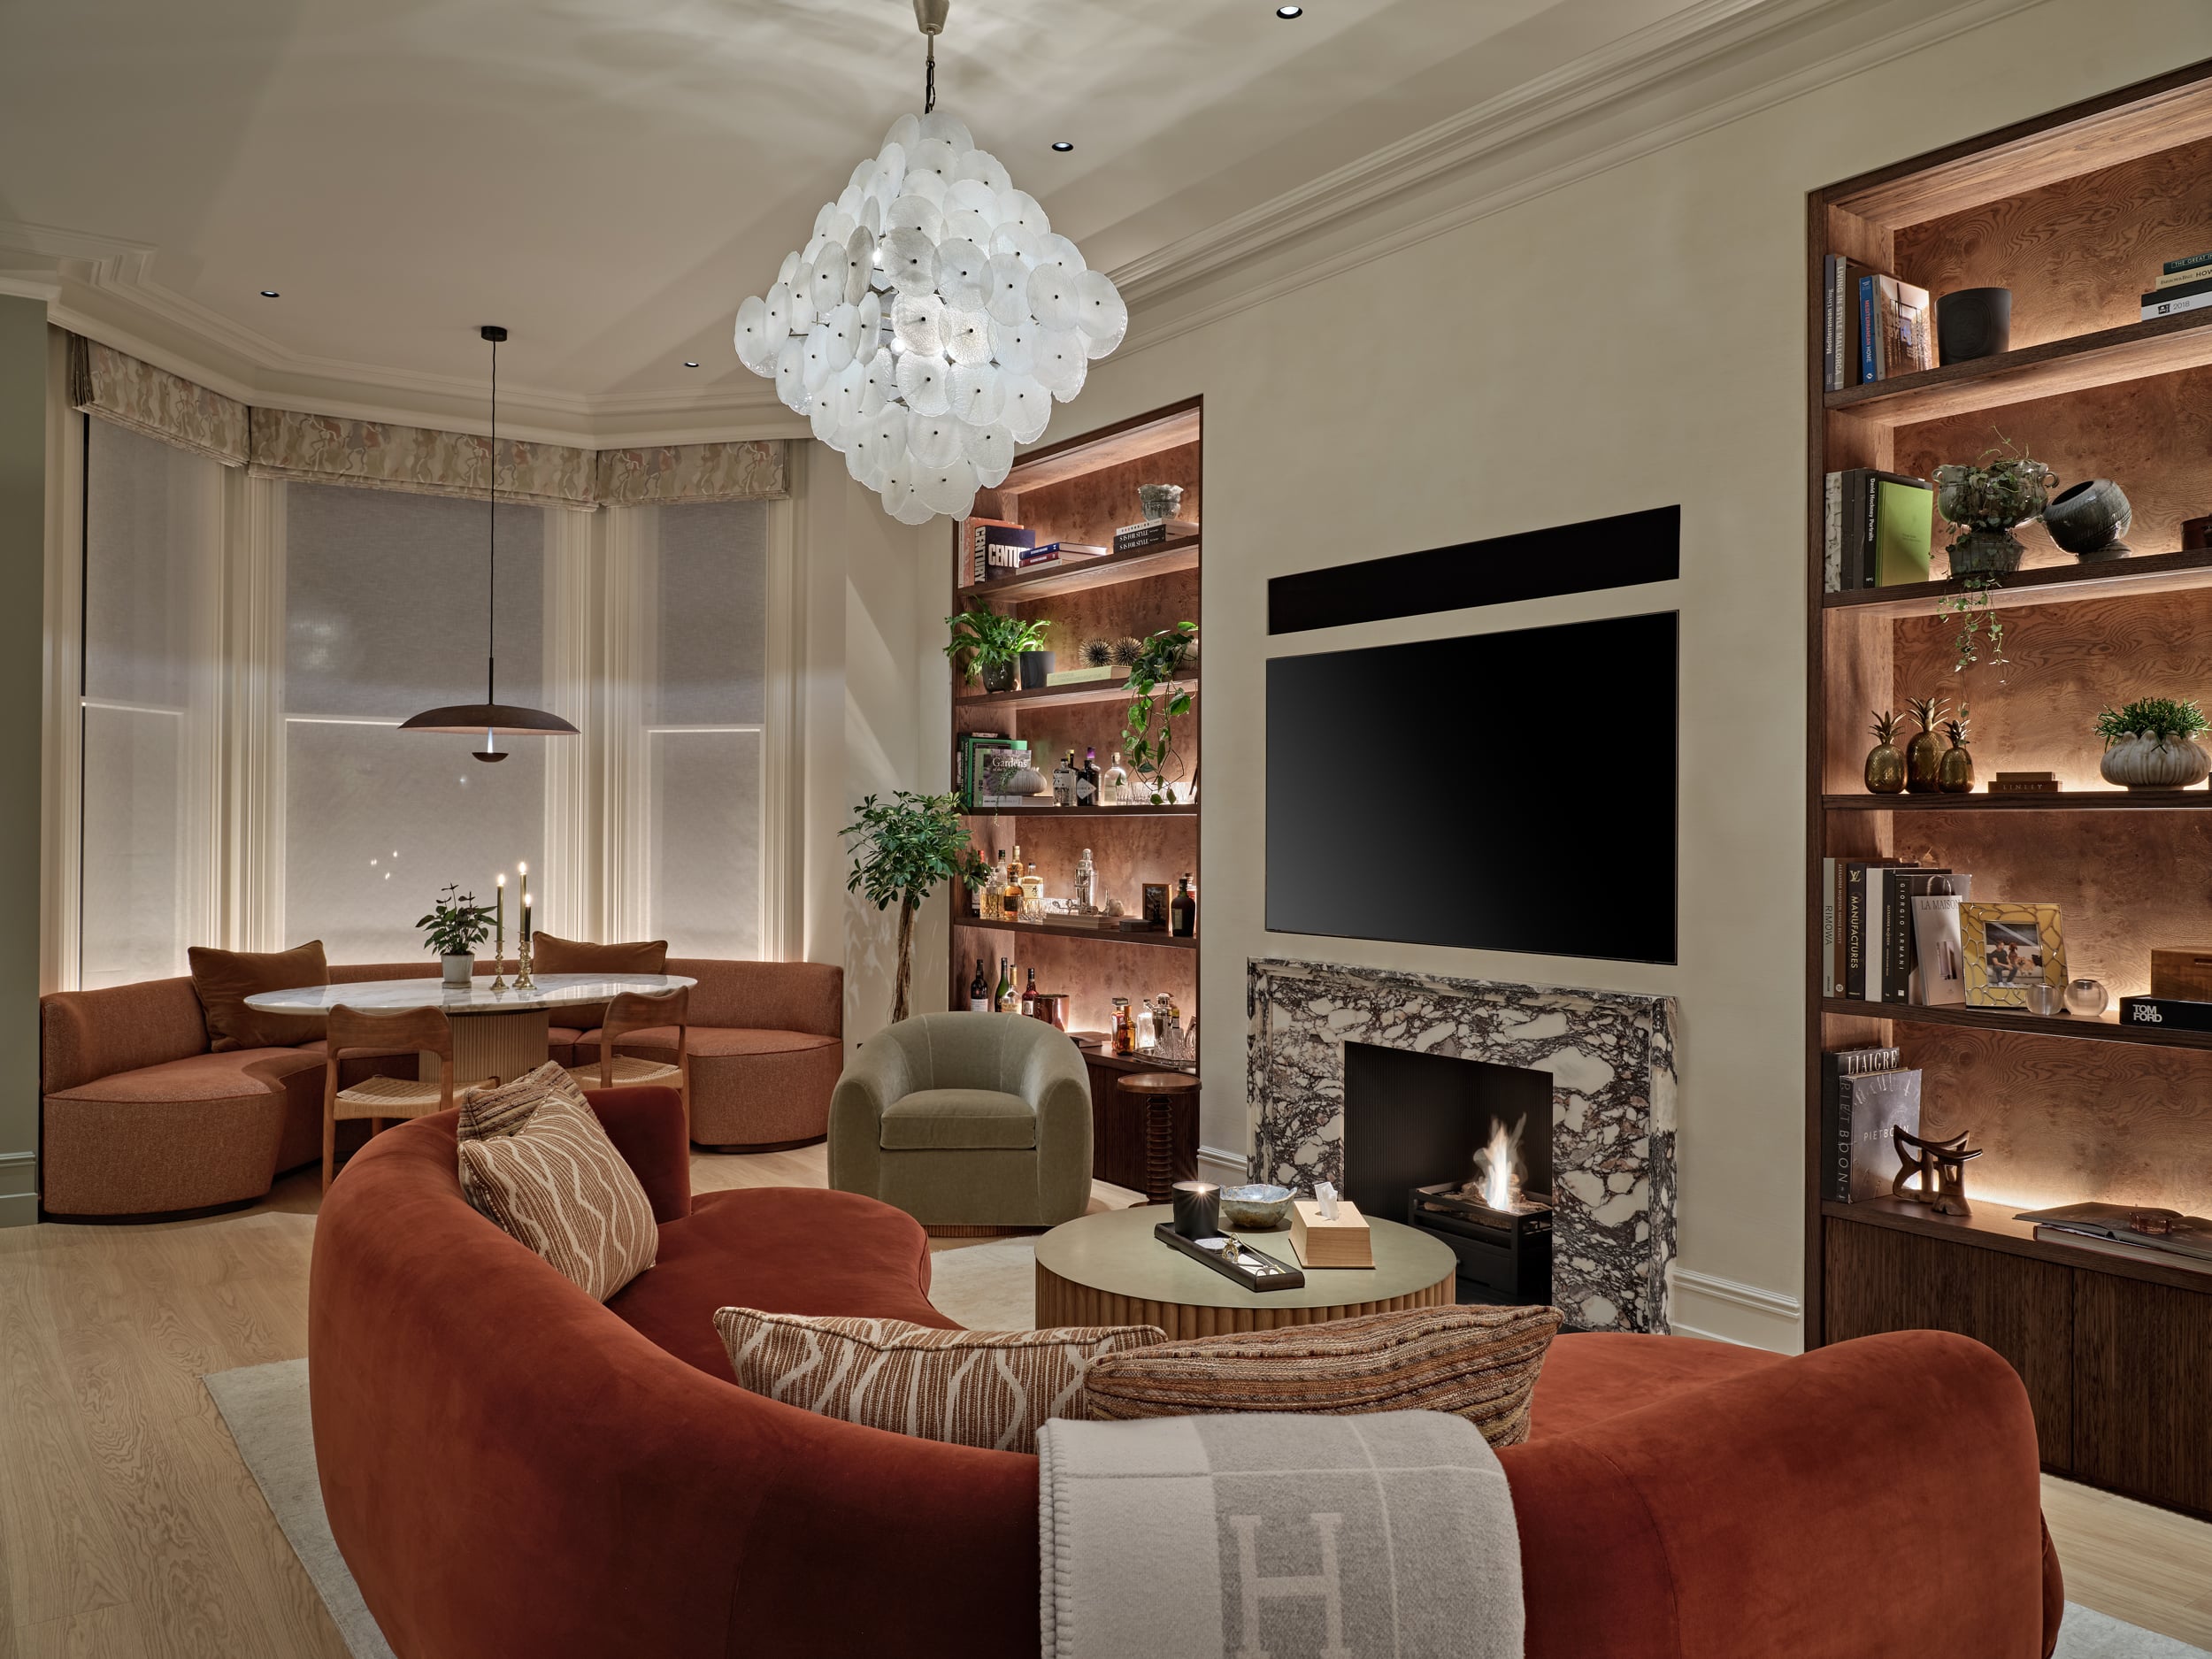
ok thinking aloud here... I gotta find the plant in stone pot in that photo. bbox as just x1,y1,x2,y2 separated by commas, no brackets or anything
419,883,495,987
1903,695,1949,794
1122,621,1198,805
842,791,990,1024
1933,438,2056,576
1864,710,1907,795
943,604,1049,695
2095,698,2212,792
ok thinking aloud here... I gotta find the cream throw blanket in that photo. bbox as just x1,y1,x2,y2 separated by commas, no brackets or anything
1038,1411,1524,1659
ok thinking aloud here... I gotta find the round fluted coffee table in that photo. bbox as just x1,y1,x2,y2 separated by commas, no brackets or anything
1033,1203,1458,1339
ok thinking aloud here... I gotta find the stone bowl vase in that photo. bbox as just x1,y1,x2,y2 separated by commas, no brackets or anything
2101,733,2212,791
2044,479,2133,561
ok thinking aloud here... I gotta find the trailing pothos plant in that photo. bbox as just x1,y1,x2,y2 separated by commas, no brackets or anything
1941,574,2008,677
1121,621,1197,805
842,791,989,1024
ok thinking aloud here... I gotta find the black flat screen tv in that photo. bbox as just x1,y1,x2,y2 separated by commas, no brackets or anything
1265,611,1678,964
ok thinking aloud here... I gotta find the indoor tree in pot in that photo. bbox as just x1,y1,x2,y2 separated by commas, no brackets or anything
2096,698,2212,791
843,791,990,1024
1933,439,2056,575
419,884,495,987
1122,621,1197,805
943,603,1050,695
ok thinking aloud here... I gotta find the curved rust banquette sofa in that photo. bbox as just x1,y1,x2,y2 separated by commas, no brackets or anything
38,957,841,1220
311,1086,2064,1659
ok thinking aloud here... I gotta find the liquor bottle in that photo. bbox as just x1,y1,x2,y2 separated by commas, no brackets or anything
995,956,1013,1012
967,958,989,1012
1102,751,1128,807
1078,747,1101,806
1133,999,1156,1050
1073,848,1095,915
1021,967,1039,1018
1019,862,1044,919
1004,846,1025,920
981,849,1004,920
1052,750,1076,807
1171,873,1196,938
1110,996,1135,1055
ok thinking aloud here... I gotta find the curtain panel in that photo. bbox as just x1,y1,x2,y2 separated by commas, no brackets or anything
65,335,789,508
68,335,250,466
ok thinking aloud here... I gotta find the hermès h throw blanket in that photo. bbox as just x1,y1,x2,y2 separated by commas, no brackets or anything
1038,1410,1523,1659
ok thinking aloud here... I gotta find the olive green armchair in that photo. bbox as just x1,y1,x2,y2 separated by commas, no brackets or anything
828,1013,1093,1227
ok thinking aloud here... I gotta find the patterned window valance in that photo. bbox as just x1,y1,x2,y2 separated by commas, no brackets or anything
595,441,788,507
66,334,789,509
68,335,250,466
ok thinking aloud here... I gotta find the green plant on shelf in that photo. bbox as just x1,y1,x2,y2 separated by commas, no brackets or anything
1941,574,2008,677
2093,697,2209,748
1121,621,1197,806
942,604,1050,687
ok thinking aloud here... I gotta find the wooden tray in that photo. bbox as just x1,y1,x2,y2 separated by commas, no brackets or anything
1153,1222,1307,1292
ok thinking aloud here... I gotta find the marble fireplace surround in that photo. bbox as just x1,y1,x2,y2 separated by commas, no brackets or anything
1247,957,1678,1333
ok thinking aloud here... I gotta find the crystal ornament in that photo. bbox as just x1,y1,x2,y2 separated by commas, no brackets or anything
733,114,1123,523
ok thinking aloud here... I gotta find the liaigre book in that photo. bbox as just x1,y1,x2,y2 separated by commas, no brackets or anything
1820,1048,1917,1203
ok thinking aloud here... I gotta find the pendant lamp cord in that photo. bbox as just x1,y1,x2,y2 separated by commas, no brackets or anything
487,334,497,709
925,35,936,113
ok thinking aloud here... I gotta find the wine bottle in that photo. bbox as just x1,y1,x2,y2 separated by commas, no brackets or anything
968,957,989,1012
1021,967,1039,1018
995,956,1014,1012
1171,873,1196,938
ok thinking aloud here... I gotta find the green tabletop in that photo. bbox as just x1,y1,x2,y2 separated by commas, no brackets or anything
1034,1202,1458,1311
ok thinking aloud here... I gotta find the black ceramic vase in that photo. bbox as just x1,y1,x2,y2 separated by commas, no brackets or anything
979,659,1018,694
1018,649,1055,689
1937,287,2013,365
2043,478,2132,560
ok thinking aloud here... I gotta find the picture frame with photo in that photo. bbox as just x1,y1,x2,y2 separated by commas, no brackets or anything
1141,882,1171,931
1960,902,2066,1009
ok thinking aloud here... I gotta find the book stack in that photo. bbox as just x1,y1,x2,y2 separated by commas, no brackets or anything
2016,1202,2212,1276
1823,257,1934,389
2143,250,2212,321
1012,540,1110,572
1819,1046,1922,1203
965,518,1024,585
1112,518,1199,553
1822,859,1974,1005
956,733,1033,810
1823,469,1934,590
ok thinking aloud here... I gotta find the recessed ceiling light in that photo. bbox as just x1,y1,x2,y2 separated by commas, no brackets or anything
1051,140,1074,152
258,288,280,297
683,359,700,368
1276,4,1303,14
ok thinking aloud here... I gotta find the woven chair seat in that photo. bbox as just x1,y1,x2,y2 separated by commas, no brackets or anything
333,1073,449,1122
565,1055,681,1092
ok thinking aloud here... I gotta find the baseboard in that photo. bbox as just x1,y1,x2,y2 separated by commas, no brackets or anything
0,1192,37,1228
1197,1143,1248,1186
1669,1266,1801,1353
0,1150,35,1227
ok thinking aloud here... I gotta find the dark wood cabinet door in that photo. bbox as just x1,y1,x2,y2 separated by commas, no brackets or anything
2072,1270,2212,1515
1824,1219,2074,1469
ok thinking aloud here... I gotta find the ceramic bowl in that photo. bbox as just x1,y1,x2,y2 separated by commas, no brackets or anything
1219,1183,1295,1230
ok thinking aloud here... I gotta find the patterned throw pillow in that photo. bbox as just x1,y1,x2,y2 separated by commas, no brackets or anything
713,1309,1164,1454
457,1093,658,1302
1081,1304,1563,1447
457,1059,588,1141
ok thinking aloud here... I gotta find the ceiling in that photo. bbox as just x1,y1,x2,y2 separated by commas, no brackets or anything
0,0,1713,428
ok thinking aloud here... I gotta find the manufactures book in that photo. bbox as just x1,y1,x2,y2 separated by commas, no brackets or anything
1835,857,1912,999
1820,1048,1919,1203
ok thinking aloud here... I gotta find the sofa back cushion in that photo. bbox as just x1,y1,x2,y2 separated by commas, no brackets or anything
714,1309,1163,1453
457,1093,658,1301
189,941,331,1052
534,934,668,975
39,977,213,1094
667,959,841,1037
1081,1304,1563,1447
331,960,442,983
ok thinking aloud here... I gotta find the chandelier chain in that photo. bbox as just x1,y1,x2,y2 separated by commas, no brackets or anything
925,35,936,113
487,334,497,707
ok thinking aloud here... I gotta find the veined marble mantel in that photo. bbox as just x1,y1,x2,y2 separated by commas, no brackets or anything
1246,957,1677,1333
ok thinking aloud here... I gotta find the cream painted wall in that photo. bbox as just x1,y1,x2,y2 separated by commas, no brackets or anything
0,296,45,1225
954,0,2212,1345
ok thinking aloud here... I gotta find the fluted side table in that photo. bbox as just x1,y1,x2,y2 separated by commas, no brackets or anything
1112,1071,1200,1204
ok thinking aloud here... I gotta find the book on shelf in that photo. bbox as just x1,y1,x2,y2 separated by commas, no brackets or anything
2031,1227,2212,1276
956,734,1026,810
1824,259,1932,387
1881,868,1966,1004
2018,1202,2212,1265
1111,518,1199,553
2166,250,2212,276
2142,273,2212,320
1909,879,1973,1007
964,518,1023,585
1865,273,1935,380
1820,1048,1918,1203
1837,857,1909,998
1822,469,1933,590
2154,264,2212,289
2118,995,2212,1033
1043,665,1128,686
1824,257,1878,391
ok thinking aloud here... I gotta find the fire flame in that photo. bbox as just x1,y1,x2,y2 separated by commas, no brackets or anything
1471,1116,1525,1212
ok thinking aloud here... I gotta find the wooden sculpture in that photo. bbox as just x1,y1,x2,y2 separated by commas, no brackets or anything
1893,1127,1983,1217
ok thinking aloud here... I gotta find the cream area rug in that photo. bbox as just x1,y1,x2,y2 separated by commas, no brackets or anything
925,1237,1039,1329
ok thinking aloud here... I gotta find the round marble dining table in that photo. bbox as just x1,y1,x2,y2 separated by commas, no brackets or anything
245,972,696,1089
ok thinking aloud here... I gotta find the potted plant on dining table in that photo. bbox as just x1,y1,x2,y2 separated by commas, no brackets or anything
419,884,496,987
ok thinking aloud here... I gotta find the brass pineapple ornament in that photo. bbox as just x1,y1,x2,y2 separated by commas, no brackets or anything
1864,710,1907,795
1905,695,1949,794
1939,705,1975,795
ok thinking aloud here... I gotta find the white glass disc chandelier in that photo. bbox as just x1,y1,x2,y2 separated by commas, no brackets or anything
732,0,1127,525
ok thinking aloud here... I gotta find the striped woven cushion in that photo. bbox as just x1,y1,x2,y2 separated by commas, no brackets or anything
1081,1304,1563,1447
713,1310,1164,1453
457,1094,657,1302
458,1059,587,1141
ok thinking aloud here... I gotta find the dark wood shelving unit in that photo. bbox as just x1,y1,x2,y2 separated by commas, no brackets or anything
956,671,1198,712
956,916,1197,950
954,536,1200,603
958,803,1198,818
1807,60,2212,1520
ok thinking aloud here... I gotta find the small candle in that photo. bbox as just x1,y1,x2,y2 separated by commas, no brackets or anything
495,873,505,958
1171,1180,1220,1241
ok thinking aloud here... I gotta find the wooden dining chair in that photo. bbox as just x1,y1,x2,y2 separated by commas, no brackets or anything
566,985,691,1133
323,1004,457,1192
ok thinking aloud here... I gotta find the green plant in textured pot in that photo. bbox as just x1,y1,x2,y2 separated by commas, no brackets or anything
1934,438,2056,575
2094,698,2212,792
943,604,1050,693
419,883,495,986
843,791,990,1023
1122,622,1197,805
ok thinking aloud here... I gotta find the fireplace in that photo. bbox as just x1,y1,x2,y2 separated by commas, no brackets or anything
1248,957,1677,1333
1343,1043,1555,1306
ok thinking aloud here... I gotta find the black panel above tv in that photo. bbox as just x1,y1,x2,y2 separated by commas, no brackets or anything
1266,505,1680,636
1266,611,1678,964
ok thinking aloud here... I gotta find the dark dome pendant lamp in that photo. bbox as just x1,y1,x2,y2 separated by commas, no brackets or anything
399,325,578,761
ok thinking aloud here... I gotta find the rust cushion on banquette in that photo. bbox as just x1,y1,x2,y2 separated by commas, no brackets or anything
188,940,330,1051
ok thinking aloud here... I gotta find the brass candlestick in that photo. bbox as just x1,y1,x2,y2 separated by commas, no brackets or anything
489,874,509,991
514,934,536,991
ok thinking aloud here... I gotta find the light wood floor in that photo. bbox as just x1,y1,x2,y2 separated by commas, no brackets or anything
1,1145,2207,1656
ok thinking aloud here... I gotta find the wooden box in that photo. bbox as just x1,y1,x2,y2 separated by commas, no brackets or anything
2150,948,2212,1002
1290,1199,1373,1269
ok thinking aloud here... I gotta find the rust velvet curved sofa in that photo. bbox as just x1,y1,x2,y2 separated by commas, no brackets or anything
309,1087,2064,1659
37,957,842,1219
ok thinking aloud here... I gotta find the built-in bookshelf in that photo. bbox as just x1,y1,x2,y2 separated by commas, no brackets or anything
1807,59,2212,1518
948,399,1202,1193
